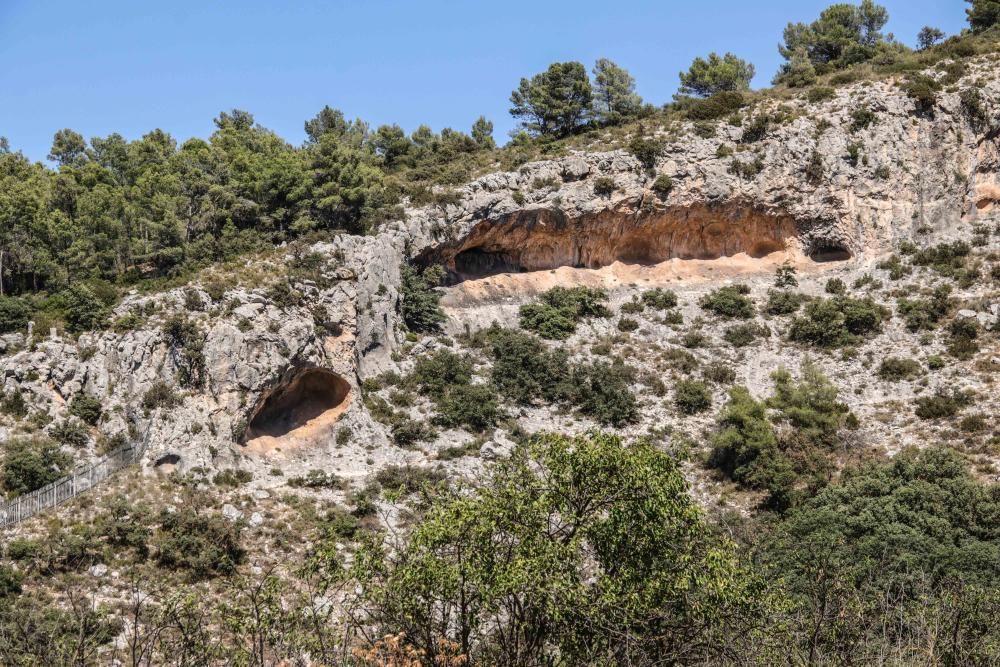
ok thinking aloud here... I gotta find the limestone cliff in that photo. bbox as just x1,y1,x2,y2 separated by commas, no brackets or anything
2,57,998,482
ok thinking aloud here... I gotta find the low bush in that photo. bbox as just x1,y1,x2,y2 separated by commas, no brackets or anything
0,296,31,334
765,289,808,315
914,389,974,420
374,465,446,495
1,436,72,497
723,322,769,347
400,263,445,333
520,286,610,340
700,284,754,319
673,379,712,415
877,357,922,381
433,383,504,432
69,393,102,425
788,296,887,348
154,507,245,579
641,288,678,310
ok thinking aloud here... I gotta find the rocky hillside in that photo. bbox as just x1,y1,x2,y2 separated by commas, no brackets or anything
1,51,1000,666
3,56,998,485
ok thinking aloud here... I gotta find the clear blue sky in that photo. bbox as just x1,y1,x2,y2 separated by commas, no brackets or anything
1,0,967,163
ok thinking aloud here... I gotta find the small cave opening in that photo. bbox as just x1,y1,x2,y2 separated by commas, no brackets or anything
245,368,351,442
808,244,852,263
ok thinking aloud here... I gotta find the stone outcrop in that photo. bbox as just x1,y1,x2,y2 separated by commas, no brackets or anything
2,57,999,482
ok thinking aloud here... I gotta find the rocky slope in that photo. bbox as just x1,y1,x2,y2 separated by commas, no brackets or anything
2,56,1000,495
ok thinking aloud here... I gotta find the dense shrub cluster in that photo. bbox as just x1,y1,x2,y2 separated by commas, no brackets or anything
699,284,754,319
788,296,887,347
519,286,610,339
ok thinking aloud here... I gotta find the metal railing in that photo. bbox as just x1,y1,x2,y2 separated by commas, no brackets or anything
0,416,154,529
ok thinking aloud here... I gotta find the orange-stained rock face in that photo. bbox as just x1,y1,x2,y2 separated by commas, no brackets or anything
425,204,839,282
244,367,351,444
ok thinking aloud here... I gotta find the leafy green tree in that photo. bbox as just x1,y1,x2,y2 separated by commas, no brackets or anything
371,124,412,168
778,0,891,73
304,105,369,146
592,58,642,122
470,116,495,149
509,61,593,136
0,297,30,333
678,52,756,97
765,447,1000,663
307,135,389,234
399,263,445,332
710,386,792,495
966,0,1000,31
519,286,610,339
48,128,88,166
1,435,72,497
353,432,772,664
917,25,945,49
63,284,111,333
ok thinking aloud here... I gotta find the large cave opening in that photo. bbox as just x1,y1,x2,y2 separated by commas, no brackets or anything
426,205,842,283
244,368,351,442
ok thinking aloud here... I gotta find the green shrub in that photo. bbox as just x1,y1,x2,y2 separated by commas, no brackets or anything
806,86,835,103
49,419,88,447
703,362,737,385
212,469,253,487
914,389,973,420
628,136,665,169
765,289,807,315
154,507,245,579
569,360,638,426
877,357,922,381
673,379,712,414
910,241,970,277
519,286,610,340
788,296,887,347
700,284,754,319
641,288,678,310
593,176,617,197
142,381,179,411
896,285,951,331
478,326,571,406
709,385,791,506
62,284,112,333
391,418,436,448
408,349,475,399
619,298,645,314
947,317,979,360
0,296,31,334
850,108,878,131
684,91,748,120
723,322,769,347
774,262,798,288
1,436,72,497
902,74,939,114
374,464,445,495
652,174,673,198
163,315,206,388
400,263,445,333
824,278,846,295
617,317,639,332
433,383,504,432
69,393,102,425
288,470,345,490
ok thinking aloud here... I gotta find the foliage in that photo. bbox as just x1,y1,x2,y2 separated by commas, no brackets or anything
509,61,593,136
682,91,748,120
593,176,616,196
673,379,712,414
640,287,678,309
678,52,756,97
651,174,673,198
765,289,807,315
877,356,922,381
0,296,30,334
353,432,771,665
917,26,946,50
1,435,72,497
966,0,1000,31
788,295,886,347
896,284,951,331
723,321,769,347
778,0,893,74
763,447,1000,663
519,286,609,339
568,360,639,426
154,506,245,579
163,315,206,388
592,59,642,123
68,393,102,425
914,389,974,420
626,136,663,169
399,263,445,333
63,284,111,333
700,284,754,319
477,326,571,406
774,262,798,288
433,383,504,432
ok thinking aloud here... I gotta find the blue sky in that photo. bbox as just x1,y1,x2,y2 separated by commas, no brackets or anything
0,0,967,163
